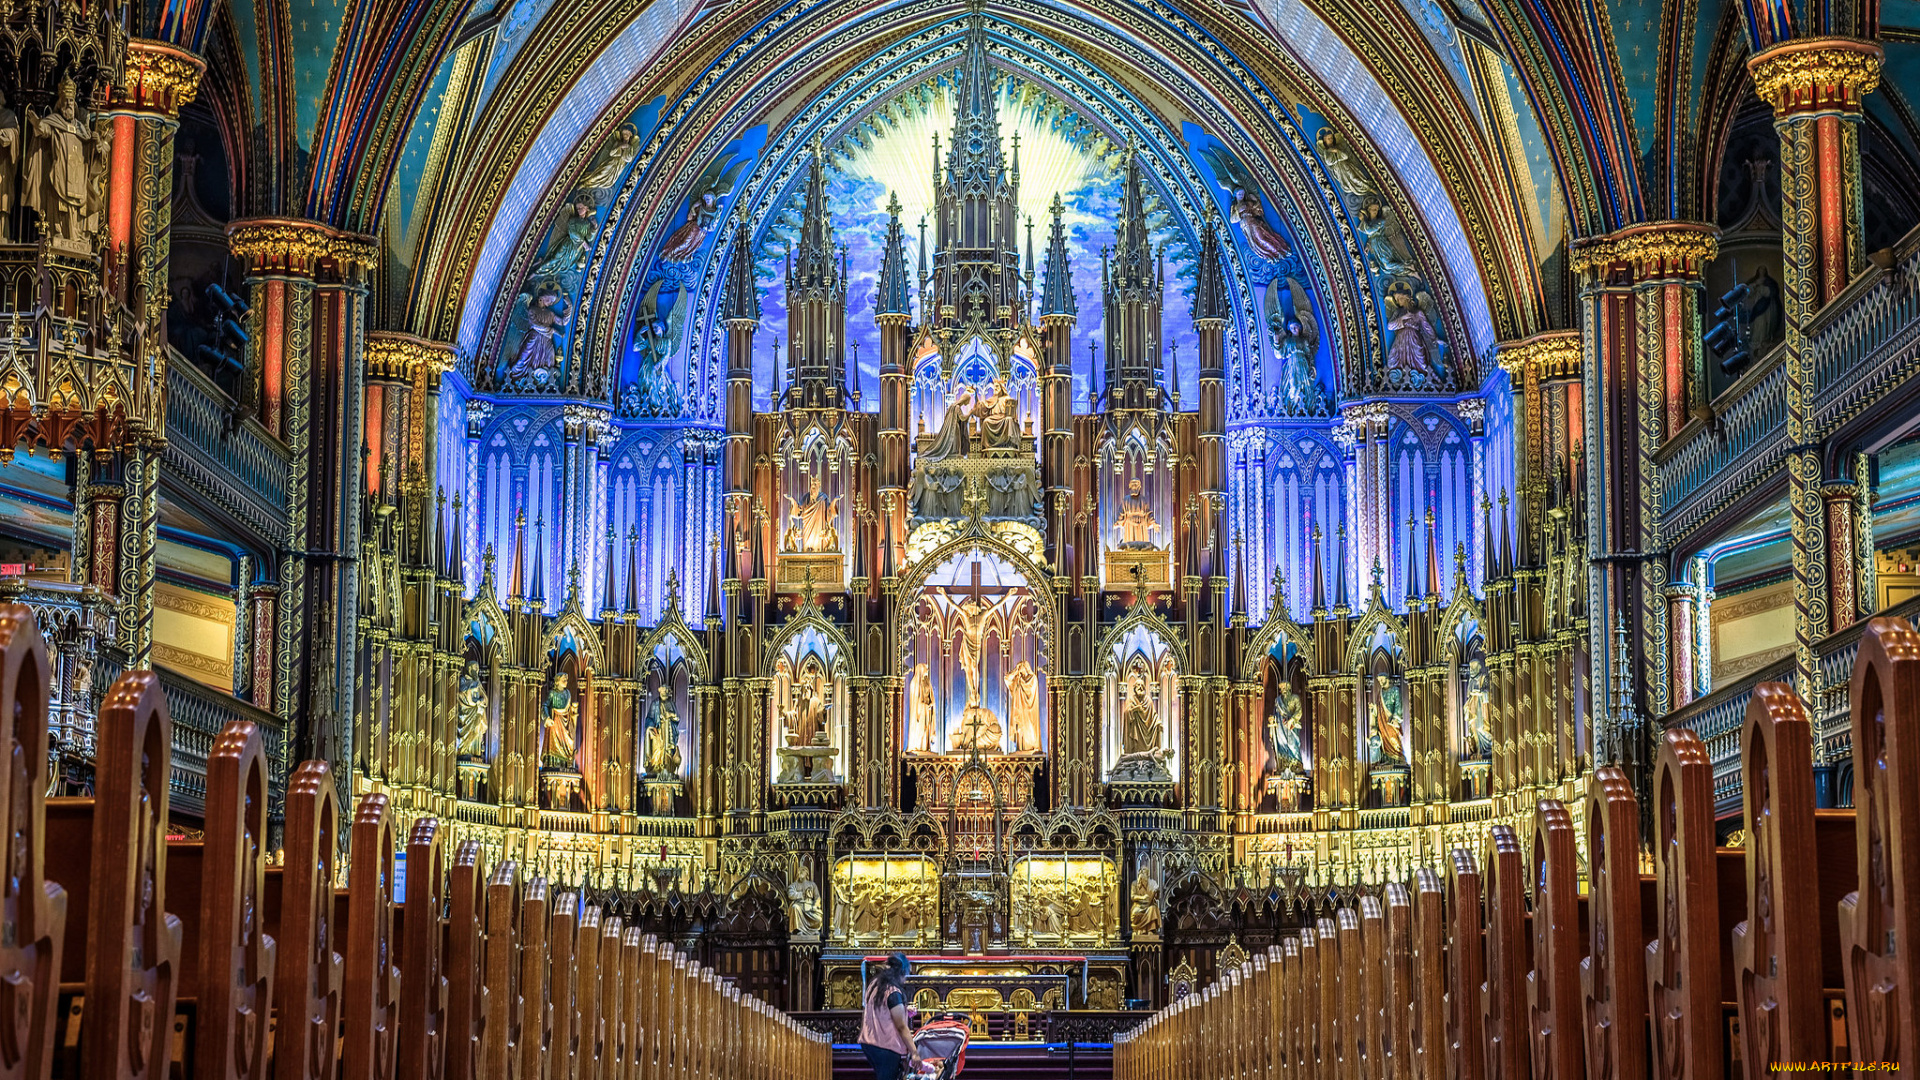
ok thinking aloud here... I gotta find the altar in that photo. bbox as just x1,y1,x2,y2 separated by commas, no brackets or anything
820,953,1132,1015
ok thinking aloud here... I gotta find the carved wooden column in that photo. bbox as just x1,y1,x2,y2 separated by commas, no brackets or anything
1749,38,1882,713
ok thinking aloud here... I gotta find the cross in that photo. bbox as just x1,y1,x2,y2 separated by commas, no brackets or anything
798,564,819,608
963,708,989,754
1127,562,1148,610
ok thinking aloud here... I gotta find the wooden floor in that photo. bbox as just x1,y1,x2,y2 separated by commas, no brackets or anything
833,1041,1114,1080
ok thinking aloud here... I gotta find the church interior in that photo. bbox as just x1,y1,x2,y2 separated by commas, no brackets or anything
0,0,1916,1073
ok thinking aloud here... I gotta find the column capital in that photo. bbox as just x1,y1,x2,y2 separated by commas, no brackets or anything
1749,37,1883,117
1568,221,1719,281
1496,330,1582,382
113,40,205,116
227,217,378,278
365,332,457,385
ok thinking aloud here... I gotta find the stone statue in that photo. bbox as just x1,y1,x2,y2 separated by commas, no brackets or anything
1368,672,1406,767
781,473,841,553
1264,682,1304,778
921,385,976,464
541,671,580,770
658,153,747,263
86,113,109,238
1005,660,1040,753
1130,872,1161,937
1121,674,1161,756
1111,477,1160,550
505,284,572,382
579,123,640,191
532,199,598,278
1462,656,1492,759
1314,127,1374,202
831,873,855,940
910,662,937,753
1383,281,1443,384
974,379,1020,451
1356,197,1411,278
1111,671,1172,782
643,684,682,778
789,672,827,746
0,91,17,240
787,877,823,936
455,660,489,758
25,80,91,244
948,595,1003,752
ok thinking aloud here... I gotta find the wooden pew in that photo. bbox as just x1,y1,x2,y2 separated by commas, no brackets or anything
444,839,486,1080
79,666,167,1080
1842,617,1920,1072
395,817,445,1080
1582,765,1647,1080
1733,683,1830,1072
1530,800,1584,1080
197,720,276,1080
271,760,341,1080
1447,848,1486,1080
1482,825,1529,1080
342,793,397,1080
0,608,841,1080
1110,618,1920,1080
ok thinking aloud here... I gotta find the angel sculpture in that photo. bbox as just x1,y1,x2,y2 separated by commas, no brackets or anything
504,282,572,383
1355,196,1411,277
1313,127,1374,202
532,198,599,278
580,123,641,191
1265,278,1323,414
1199,144,1292,263
1384,280,1444,384
659,152,749,264
628,280,684,415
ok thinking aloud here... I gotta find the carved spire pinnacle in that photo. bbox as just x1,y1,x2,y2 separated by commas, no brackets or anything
875,191,913,319
529,516,548,606
601,525,619,617
509,508,528,602
1310,521,1326,612
722,215,759,325
1424,506,1441,599
627,527,641,615
1194,205,1229,325
949,0,1005,185
1039,193,1076,319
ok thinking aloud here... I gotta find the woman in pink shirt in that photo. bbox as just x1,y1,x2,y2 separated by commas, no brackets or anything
858,953,922,1078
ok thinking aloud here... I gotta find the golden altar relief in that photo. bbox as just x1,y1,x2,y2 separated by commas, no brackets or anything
829,855,939,947
1008,855,1119,947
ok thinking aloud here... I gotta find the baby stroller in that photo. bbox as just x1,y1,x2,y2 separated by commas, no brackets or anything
910,1017,972,1079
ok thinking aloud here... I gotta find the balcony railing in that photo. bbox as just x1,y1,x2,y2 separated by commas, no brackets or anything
163,351,291,544
157,664,286,820
1659,224,1920,541
1664,594,1920,814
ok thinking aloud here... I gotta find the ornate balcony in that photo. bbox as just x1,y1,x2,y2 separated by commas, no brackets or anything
1659,223,1920,543
162,350,292,546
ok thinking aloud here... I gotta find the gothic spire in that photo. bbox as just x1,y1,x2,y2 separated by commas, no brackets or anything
704,536,721,624
1333,524,1350,611
1039,194,1076,318
947,0,1005,185
875,191,913,319
722,215,759,325
1310,522,1326,612
1230,530,1247,621
790,138,841,291
626,528,641,615
529,516,547,606
509,508,527,601
1424,508,1442,599
1194,207,1229,325
601,526,619,617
